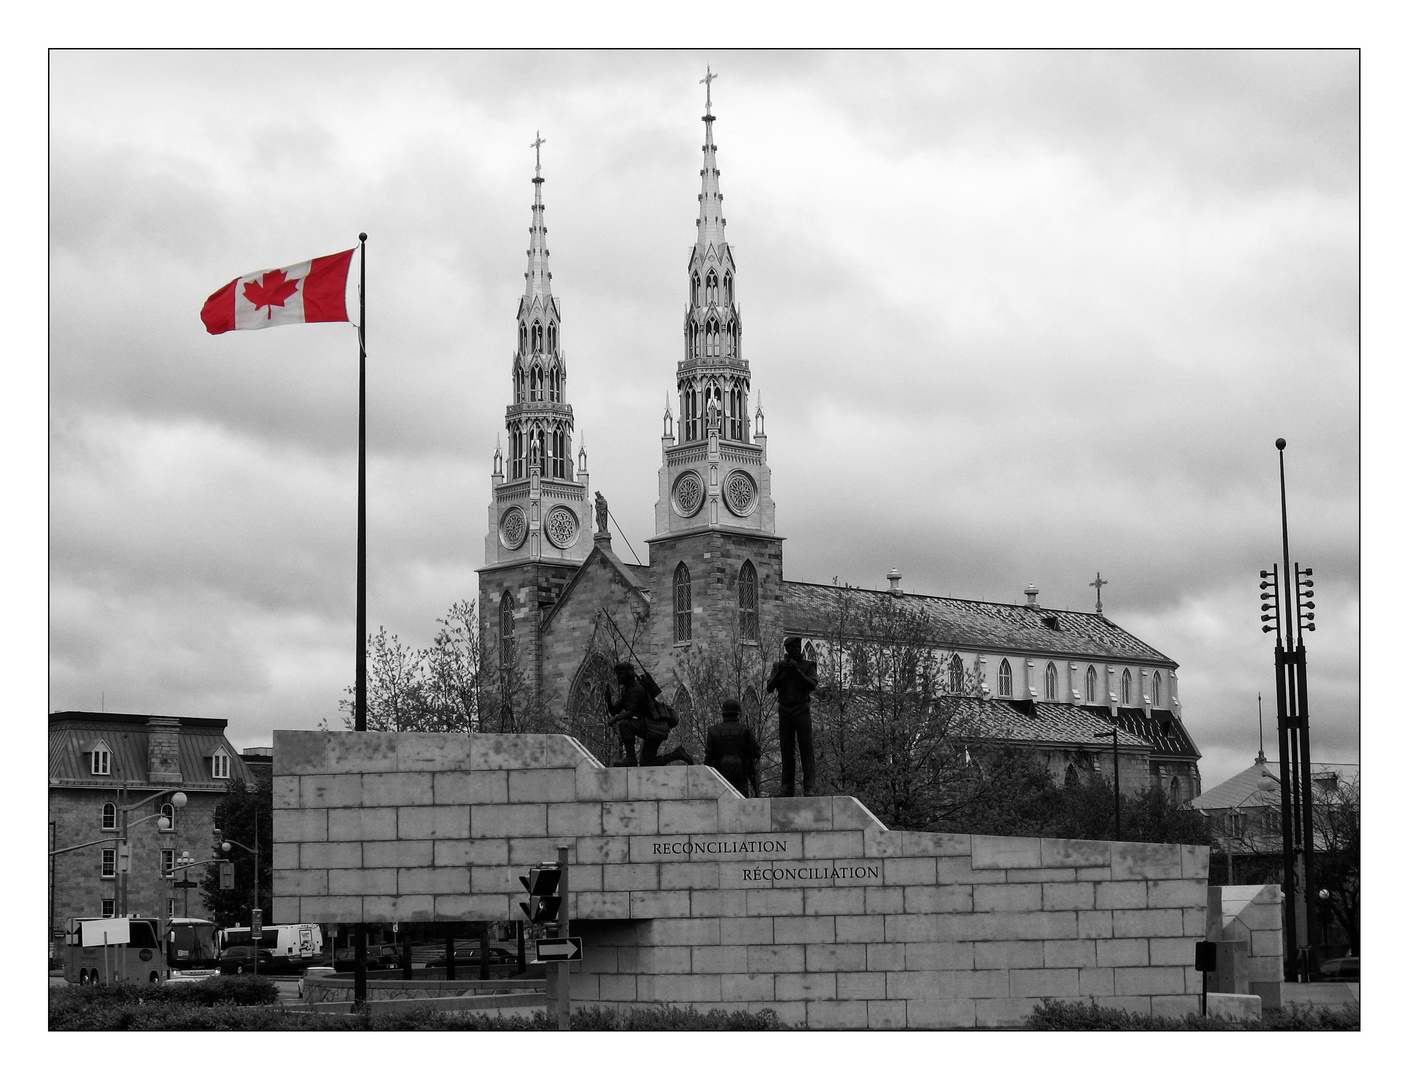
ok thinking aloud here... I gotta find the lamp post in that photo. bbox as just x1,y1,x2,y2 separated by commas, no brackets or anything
1093,727,1121,841
220,808,261,977
1258,437,1319,982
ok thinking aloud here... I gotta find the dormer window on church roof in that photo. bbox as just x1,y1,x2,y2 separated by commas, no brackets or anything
86,739,112,776
211,748,230,780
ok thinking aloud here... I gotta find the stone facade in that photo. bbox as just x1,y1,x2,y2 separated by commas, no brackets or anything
274,730,1210,1029
1206,883,1284,1010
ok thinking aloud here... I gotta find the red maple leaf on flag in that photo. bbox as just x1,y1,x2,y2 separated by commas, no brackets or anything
242,268,301,319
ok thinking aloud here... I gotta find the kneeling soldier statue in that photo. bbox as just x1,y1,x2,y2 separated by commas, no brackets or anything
606,662,692,767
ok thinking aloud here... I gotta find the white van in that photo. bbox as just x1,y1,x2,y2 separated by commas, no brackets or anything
220,923,324,971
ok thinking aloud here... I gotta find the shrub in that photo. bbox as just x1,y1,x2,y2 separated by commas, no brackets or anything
1027,998,1359,1032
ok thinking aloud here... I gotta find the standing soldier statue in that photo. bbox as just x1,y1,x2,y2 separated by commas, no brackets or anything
766,636,818,796
705,698,761,797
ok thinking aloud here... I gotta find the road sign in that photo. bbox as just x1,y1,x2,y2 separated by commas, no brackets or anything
533,937,582,963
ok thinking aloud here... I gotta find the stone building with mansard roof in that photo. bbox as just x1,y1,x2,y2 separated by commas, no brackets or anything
48,711,257,941
477,73,1199,801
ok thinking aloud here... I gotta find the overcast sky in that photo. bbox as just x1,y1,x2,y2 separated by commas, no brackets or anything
46,47,1360,792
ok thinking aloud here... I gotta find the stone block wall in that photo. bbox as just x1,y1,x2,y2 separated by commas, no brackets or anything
274,730,1209,1029
1206,883,1283,1010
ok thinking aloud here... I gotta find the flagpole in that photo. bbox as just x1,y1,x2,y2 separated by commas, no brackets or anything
354,232,369,1012
356,233,368,734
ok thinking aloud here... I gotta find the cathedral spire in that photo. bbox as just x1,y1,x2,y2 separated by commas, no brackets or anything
525,130,551,303
654,71,775,542
482,133,592,572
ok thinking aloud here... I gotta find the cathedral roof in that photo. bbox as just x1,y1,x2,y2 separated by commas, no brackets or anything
781,580,1175,666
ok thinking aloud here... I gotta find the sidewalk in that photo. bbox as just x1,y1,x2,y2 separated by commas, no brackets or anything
1281,981,1359,1007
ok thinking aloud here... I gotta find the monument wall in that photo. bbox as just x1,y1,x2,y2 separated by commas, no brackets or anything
273,730,1209,1029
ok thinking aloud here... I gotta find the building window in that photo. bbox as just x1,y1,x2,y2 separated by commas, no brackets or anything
101,849,116,878
161,849,175,878
101,802,116,831
1152,671,1163,707
1169,775,1180,800
1085,665,1098,702
101,899,115,917
949,655,965,694
212,749,230,780
997,659,1013,698
673,564,692,643
159,802,175,831
168,898,176,918
738,561,759,642
92,748,110,776
1121,668,1132,705
804,641,817,663
499,591,515,669
1044,662,1058,699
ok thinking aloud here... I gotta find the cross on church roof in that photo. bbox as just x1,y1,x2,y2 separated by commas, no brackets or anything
531,130,546,174
1090,571,1109,614
701,66,716,110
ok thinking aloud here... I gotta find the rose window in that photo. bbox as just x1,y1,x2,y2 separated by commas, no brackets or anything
723,471,757,516
545,506,578,548
500,506,527,549
673,471,704,517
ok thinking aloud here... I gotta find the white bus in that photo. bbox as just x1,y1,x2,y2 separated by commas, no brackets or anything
219,923,323,972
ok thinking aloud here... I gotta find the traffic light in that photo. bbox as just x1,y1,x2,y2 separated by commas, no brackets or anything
219,860,234,890
519,866,562,925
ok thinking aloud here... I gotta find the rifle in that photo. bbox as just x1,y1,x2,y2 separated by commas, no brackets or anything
597,609,677,727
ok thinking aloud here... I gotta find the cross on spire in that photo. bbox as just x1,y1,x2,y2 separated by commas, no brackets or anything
531,130,546,174
1090,571,1109,614
701,65,717,109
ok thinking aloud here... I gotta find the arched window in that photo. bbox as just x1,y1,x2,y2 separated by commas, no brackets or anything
518,324,527,353
738,561,758,643
706,269,718,305
1044,662,1059,699
1170,775,1181,801
549,367,561,403
499,592,515,669
691,272,700,307
159,802,175,832
706,317,720,357
531,321,543,351
998,659,1013,697
1152,671,1163,707
673,564,692,643
672,686,695,731
949,655,965,694
743,688,761,726
548,323,557,352
1086,665,1098,702
804,641,817,663
724,271,733,304
101,802,116,830
1121,668,1132,705
530,365,544,402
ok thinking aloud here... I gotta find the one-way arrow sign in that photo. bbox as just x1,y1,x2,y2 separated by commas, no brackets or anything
533,936,583,963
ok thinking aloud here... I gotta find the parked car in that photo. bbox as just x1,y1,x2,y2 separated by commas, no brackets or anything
1319,955,1359,981
218,945,279,975
332,944,403,972
298,964,337,997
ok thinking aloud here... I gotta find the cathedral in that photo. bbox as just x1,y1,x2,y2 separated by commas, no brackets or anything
477,76,1201,804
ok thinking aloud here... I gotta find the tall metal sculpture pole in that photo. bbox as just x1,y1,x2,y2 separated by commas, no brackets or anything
1260,437,1318,981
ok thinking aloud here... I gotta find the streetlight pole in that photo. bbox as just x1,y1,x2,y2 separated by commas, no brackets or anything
1259,437,1319,981
220,808,261,977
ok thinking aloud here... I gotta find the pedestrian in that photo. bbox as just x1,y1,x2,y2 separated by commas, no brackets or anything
704,698,761,797
605,662,693,767
765,636,817,796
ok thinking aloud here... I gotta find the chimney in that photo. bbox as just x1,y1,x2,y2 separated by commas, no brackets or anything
146,716,182,784
887,568,903,595
1024,583,1040,608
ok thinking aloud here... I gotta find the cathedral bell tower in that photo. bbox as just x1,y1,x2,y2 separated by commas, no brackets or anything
480,134,593,692
648,70,781,656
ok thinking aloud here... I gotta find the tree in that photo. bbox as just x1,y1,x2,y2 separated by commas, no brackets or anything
1312,771,1360,954
805,583,992,830
200,776,273,927
329,599,488,733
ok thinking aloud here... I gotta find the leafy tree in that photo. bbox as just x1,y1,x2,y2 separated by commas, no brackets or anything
200,777,273,927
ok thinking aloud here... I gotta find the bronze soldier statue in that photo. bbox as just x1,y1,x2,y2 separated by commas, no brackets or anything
605,662,692,767
766,636,817,796
705,698,761,797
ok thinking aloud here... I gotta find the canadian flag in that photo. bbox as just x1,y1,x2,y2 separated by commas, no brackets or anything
200,248,355,335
